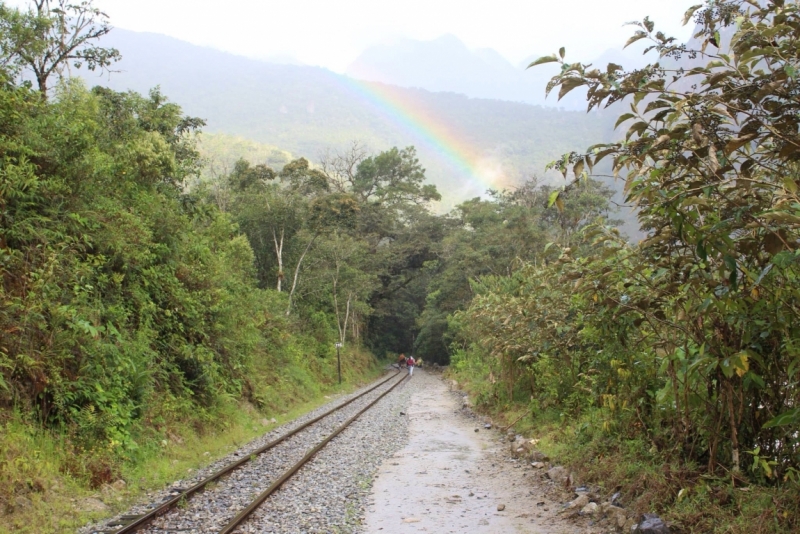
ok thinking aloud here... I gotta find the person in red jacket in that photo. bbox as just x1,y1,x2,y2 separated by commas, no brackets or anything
406,355,416,376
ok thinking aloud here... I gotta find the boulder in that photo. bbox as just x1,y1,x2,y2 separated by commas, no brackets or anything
638,513,670,534
580,502,599,516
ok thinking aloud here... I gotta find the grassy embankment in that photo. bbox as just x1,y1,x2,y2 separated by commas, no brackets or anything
0,347,382,534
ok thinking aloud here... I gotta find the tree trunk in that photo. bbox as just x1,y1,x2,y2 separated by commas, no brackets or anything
285,233,318,315
273,227,284,292
340,293,352,345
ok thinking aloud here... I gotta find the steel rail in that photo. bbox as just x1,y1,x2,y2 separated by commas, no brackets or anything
103,370,400,534
218,372,410,534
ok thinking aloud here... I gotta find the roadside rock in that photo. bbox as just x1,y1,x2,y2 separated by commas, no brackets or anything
529,450,550,462
600,503,629,528
638,513,671,533
580,501,598,515
13,496,32,510
564,493,589,511
531,461,546,469
78,497,109,513
601,502,624,514
510,436,526,456
545,466,569,485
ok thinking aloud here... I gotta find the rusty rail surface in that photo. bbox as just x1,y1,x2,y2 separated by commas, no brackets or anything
96,370,401,534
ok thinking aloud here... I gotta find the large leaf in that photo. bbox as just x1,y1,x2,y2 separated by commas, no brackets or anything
527,55,559,68
614,113,635,129
682,4,703,26
763,408,800,429
558,78,585,101
624,30,648,49
547,190,560,208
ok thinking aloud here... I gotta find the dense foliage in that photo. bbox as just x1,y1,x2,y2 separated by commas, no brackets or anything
0,6,382,495
4,0,799,530
447,3,800,527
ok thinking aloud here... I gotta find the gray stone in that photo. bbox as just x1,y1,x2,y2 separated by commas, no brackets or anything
14,496,32,510
638,513,670,534
497,503,506,511
601,502,625,515
545,466,569,484
565,494,589,511
580,502,598,515
529,450,550,462
78,497,109,512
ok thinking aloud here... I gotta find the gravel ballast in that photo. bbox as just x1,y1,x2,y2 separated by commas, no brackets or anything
84,368,417,534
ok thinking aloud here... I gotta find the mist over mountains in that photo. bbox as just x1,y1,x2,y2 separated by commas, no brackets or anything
346,34,650,109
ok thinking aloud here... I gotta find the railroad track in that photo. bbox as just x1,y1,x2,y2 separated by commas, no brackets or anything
91,370,408,534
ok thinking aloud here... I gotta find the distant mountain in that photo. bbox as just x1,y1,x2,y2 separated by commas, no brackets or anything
346,34,651,110
86,30,624,206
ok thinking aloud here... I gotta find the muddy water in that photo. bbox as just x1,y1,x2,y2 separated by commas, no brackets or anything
364,371,585,533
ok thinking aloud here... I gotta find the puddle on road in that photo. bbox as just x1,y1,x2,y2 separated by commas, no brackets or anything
363,371,588,534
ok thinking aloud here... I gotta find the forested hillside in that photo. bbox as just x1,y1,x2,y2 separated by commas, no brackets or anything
90,29,619,204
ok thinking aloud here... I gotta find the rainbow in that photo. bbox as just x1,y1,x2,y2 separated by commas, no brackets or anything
335,74,512,196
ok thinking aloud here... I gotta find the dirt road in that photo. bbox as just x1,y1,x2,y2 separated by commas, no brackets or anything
363,370,595,533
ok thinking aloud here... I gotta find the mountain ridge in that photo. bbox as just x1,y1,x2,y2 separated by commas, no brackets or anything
89,28,619,205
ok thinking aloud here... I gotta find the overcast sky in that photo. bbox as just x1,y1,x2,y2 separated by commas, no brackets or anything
34,0,698,72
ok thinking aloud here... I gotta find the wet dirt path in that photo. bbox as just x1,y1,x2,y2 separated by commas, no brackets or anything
363,370,588,534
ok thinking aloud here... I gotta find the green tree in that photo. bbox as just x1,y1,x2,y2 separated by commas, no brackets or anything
0,0,120,95
501,0,800,478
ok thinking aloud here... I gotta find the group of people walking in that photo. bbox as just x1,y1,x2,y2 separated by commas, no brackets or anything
397,353,416,375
